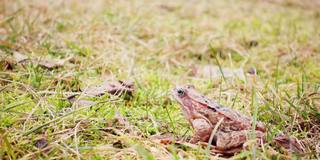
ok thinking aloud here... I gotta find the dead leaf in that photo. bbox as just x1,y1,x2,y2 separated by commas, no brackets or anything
108,80,134,96
83,80,134,97
83,81,110,96
67,95,96,108
13,51,28,63
247,67,257,75
12,52,72,69
150,133,175,145
274,135,305,154
74,99,96,108
192,65,245,81
36,58,65,69
34,138,48,149
112,140,127,149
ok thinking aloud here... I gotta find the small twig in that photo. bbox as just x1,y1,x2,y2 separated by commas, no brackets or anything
23,100,40,131
74,121,82,160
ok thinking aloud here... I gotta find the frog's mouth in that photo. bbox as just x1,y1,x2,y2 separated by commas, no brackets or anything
171,88,179,100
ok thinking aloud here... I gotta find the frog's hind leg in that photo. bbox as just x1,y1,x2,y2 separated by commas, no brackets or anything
215,130,264,150
190,118,213,143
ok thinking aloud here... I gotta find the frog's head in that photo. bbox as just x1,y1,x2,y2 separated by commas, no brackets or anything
172,85,216,111
172,85,194,99
171,85,198,111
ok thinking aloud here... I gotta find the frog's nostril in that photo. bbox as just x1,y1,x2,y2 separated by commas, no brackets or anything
186,85,195,89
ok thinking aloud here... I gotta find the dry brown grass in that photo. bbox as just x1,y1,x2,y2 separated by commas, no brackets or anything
1,0,320,159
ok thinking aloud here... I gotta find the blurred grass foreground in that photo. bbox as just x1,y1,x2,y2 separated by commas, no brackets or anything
1,0,320,159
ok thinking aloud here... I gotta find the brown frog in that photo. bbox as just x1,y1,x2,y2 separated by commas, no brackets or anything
172,85,266,152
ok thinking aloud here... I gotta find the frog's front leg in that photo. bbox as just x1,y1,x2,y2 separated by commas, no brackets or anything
215,130,264,150
190,118,213,143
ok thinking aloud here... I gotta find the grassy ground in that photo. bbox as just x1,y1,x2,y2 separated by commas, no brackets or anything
1,0,320,159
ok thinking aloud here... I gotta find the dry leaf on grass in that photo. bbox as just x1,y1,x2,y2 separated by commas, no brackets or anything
34,138,48,149
2,54,70,70
150,133,176,145
112,140,127,149
36,58,65,69
12,52,72,69
83,80,135,97
13,52,28,63
274,135,305,154
35,57,74,69
190,65,246,81
247,67,257,75
67,95,97,108
73,99,96,108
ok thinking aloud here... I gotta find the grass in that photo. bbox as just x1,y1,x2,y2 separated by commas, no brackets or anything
1,0,320,159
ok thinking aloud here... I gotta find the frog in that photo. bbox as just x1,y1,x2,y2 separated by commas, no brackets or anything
171,85,266,152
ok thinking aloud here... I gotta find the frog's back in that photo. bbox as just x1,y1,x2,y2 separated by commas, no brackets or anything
186,87,265,131
206,98,262,130
218,106,266,131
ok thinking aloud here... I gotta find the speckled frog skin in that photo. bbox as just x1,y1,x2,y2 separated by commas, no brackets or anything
172,85,265,151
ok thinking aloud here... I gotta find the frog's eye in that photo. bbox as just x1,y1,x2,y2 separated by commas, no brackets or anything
177,88,185,96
